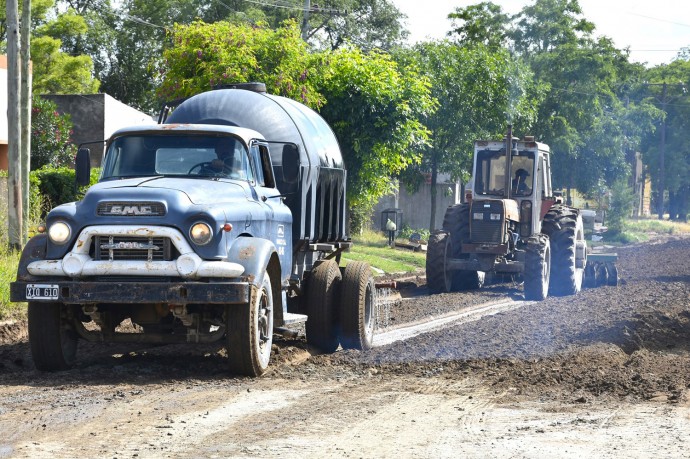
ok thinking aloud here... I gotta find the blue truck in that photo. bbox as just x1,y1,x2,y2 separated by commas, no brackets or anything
11,83,375,376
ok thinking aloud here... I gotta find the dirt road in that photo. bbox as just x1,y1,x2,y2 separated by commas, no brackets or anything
1,235,689,458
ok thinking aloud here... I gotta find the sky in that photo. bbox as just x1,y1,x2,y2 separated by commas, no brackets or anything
390,0,690,67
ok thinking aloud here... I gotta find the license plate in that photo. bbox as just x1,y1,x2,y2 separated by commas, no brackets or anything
26,284,59,300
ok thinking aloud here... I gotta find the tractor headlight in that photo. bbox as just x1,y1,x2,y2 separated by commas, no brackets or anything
473,212,483,220
48,221,71,245
490,213,501,221
190,222,213,245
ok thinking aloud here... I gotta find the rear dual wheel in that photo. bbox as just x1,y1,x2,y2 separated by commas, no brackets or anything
306,259,376,352
339,261,375,350
306,260,342,353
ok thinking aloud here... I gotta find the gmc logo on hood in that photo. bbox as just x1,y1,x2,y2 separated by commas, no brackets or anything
112,205,152,215
97,202,166,217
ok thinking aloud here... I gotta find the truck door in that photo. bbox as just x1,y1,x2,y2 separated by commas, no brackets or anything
250,141,293,277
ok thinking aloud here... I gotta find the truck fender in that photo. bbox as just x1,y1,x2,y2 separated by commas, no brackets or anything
228,236,277,286
228,236,283,324
16,234,48,281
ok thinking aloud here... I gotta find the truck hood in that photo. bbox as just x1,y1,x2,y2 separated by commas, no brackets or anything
90,176,249,205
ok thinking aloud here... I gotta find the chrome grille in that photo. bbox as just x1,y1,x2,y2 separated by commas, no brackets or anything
470,201,504,243
94,236,172,261
97,202,166,217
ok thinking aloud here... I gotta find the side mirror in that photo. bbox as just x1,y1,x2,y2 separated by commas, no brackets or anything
281,144,300,184
75,148,91,187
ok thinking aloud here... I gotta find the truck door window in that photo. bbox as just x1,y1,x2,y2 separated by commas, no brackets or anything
249,144,265,186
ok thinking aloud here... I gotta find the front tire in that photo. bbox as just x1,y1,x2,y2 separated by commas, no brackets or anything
28,302,78,371
426,231,453,293
542,205,585,296
339,261,375,350
524,235,551,301
306,260,341,353
227,274,274,376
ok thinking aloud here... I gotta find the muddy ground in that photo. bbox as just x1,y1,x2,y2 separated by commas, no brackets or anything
0,235,689,458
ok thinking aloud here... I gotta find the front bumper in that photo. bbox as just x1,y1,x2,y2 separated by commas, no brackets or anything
10,280,251,305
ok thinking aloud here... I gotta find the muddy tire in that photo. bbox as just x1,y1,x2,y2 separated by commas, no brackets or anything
524,235,550,301
426,231,453,293
28,302,78,371
339,261,375,350
442,204,484,290
542,205,585,296
306,260,341,353
606,262,618,286
227,274,274,376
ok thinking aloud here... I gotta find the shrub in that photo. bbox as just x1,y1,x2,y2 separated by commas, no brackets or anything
31,96,77,170
31,166,100,217
607,180,636,235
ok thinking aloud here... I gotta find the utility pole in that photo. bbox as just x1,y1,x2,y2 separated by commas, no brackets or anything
6,0,23,250
20,0,31,243
301,0,311,41
659,82,667,220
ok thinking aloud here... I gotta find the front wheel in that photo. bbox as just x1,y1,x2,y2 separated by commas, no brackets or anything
28,302,78,371
227,274,274,376
524,235,551,301
339,261,376,350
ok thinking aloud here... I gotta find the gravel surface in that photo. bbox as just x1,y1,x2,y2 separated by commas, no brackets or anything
1,234,689,457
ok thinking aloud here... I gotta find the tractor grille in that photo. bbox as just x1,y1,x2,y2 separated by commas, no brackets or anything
97,202,166,217
94,236,173,261
470,201,504,243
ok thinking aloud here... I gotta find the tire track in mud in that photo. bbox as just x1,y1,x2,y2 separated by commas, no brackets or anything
373,298,532,347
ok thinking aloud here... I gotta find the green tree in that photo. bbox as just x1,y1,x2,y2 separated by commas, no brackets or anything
312,46,434,229
447,2,510,49
1,0,99,93
30,95,77,169
635,58,690,219
160,20,321,107
397,41,542,230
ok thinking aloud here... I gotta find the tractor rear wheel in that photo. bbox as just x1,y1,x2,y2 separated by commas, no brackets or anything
524,234,551,301
542,205,585,296
442,204,484,290
426,231,453,293
305,259,341,353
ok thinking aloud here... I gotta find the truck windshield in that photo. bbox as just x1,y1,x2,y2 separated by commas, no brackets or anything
101,134,254,181
474,149,535,197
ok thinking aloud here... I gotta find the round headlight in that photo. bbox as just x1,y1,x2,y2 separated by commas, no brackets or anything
48,221,71,245
190,222,213,245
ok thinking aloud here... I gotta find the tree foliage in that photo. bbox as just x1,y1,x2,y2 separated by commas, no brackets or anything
30,95,77,169
160,20,321,107
313,46,434,227
1,0,99,93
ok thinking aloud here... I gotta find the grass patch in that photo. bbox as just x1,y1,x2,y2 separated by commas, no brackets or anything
348,229,426,274
599,218,690,245
0,249,23,320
